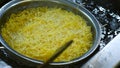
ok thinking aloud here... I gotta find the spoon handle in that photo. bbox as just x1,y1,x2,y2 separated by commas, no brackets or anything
40,40,73,68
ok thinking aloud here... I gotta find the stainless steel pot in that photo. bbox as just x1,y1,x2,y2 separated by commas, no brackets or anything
0,0,101,67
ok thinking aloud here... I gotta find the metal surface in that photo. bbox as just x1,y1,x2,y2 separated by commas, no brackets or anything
0,46,4,49
0,0,101,66
0,39,4,50
0,59,11,68
82,33,120,68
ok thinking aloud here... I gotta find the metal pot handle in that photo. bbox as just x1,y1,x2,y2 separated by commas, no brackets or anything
0,41,4,49
0,46,4,49
0,38,5,50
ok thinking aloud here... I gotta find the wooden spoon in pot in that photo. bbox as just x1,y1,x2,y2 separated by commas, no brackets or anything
37,40,73,68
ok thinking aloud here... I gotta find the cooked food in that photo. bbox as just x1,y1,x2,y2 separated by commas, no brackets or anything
1,7,93,62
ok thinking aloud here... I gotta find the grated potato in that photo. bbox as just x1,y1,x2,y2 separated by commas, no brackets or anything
1,7,93,62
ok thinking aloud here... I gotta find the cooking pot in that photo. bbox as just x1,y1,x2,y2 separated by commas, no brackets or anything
0,0,101,67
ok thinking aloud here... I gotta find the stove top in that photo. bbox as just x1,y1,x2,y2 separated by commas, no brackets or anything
0,0,120,68
73,0,120,50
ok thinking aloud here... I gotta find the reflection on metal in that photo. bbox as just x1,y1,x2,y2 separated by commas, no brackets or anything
0,46,4,49
0,59,11,68
82,33,120,68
